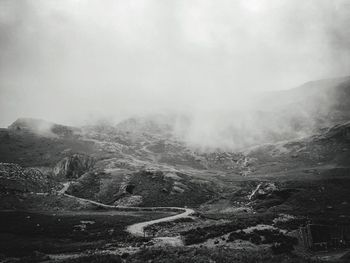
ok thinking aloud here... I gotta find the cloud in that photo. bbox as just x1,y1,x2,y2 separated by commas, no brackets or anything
0,0,349,133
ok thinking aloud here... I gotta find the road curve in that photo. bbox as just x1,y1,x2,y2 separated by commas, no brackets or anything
60,183,194,237
126,207,194,237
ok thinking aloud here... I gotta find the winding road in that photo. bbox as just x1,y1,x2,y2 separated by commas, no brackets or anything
126,207,194,237
60,182,194,237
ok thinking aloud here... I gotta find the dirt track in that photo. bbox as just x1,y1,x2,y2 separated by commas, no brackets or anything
60,183,194,237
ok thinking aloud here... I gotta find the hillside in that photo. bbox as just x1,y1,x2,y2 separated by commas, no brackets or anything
0,77,350,210
0,127,97,167
0,77,350,262
245,121,350,176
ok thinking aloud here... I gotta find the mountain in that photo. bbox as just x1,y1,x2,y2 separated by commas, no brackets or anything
253,76,350,135
107,76,350,151
257,76,350,116
2,77,350,172
245,121,350,176
1,76,350,261
0,122,97,167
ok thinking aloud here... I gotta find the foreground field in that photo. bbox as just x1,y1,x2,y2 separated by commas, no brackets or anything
0,210,174,257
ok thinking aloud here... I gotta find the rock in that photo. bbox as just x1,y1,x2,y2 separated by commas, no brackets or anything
114,195,143,206
123,184,135,194
0,163,50,193
249,182,279,200
53,154,95,179
172,186,185,193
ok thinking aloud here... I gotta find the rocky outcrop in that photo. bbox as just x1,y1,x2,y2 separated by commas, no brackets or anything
0,163,50,193
249,182,278,201
199,152,255,174
53,154,95,179
318,121,350,141
111,174,137,204
114,195,143,206
8,118,81,138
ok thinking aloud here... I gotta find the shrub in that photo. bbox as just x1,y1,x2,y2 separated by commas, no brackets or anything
227,231,262,244
227,228,298,254
60,254,122,263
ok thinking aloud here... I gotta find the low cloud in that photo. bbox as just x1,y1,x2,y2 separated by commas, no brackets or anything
1,0,349,148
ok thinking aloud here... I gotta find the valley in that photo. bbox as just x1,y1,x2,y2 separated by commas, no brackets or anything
1,78,350,262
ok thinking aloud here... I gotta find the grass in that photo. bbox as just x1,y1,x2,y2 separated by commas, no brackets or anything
60,254,123,263
127,246,321,263
129,170,218,207
51,247,327,263
0,210,173,256
228,229,298,254
66,170,219,208
180,214,275,245
0,130,97,167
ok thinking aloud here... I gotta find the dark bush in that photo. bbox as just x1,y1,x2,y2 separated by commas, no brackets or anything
181,215,275,245
254,229,297,246
129,246,315,263
271,242,295,255
60,254,122,263
227,230,261,244
273,218,307,231
227,228,298,254
181,222,245,245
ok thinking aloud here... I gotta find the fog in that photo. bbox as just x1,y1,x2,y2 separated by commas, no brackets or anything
1,0,350,149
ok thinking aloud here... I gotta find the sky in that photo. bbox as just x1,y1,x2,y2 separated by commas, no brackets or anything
0,0,350,127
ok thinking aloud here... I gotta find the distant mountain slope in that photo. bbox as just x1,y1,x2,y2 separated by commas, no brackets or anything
183,76,350,150
0,76,349,182
255,76,350,131
110,76,350,151
246,121,350,176
0,127,97,167
9,118,81,138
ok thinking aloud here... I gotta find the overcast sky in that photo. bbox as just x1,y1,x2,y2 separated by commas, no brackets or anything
0,0,350,127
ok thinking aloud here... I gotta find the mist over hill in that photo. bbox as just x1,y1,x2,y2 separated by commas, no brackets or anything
1,1,350,127
5,76,350,151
